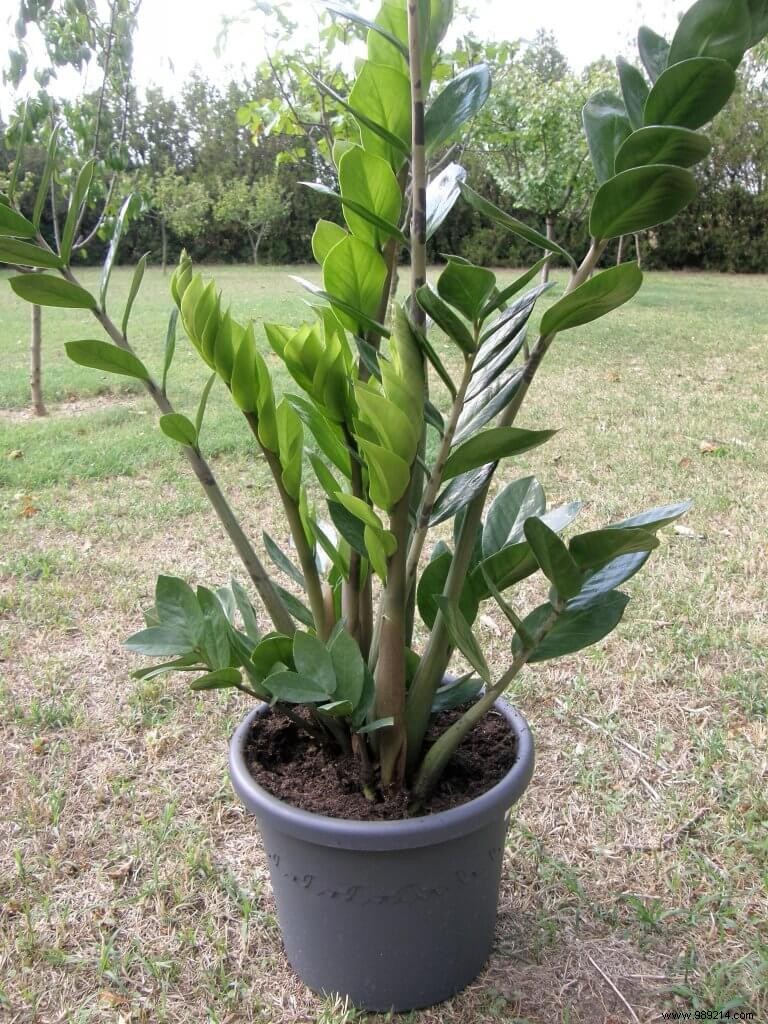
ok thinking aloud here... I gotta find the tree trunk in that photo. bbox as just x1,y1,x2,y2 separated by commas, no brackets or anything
634,232,643,270
160,218,168,275
616,234,625,265
541,215,555,283
30,303,47,417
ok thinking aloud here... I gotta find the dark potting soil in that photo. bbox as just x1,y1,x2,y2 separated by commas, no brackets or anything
243,708,517,820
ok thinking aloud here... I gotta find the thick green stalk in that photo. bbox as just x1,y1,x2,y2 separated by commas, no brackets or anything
341,426,364,648
405,238,608,768
407,0,428,325
58,265,294,636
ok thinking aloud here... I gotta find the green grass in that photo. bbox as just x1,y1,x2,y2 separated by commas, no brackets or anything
1,263,767,1023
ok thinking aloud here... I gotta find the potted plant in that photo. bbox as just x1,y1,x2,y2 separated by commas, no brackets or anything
2,0,765,1011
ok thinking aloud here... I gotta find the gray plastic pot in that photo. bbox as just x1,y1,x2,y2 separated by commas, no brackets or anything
229,699,534,1012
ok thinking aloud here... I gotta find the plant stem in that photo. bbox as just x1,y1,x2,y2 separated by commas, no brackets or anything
405,238,608,769
407,0,428,328
58,265,294,636
341,426,364,647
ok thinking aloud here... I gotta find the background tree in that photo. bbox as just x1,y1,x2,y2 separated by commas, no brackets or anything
213,174,288,265
148,167,210,273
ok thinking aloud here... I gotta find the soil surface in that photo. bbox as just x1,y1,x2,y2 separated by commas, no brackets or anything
243,708,517,820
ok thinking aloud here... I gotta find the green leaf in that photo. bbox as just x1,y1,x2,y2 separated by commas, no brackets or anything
322,235,388,335
323,2,409,58
122,253,149,336
570,526,659,571
437,259,496,323
0,239,62,269
194,373,216,437
231,579,261,644
482,476,546,557
125,626,195,657
33,125,58,230
251,634,294,680
100,192,139,310
9,274,96,309
264,670,334,703
312,220,347,265
459,181,575,268
293,631,337,695
479,259,549,320
328,499,369,557
286,394,351,479
263,532,305,587
328,628,365,709
416,284,475,353
607,499,692,532
540,263,643,335
358,437,410,510
523,517,583,599
431,674,483,714
302,181,406,246
291,275,390,339
356,716,394,735
519,591,630,663
338,145,403,247
7,100,29,203
154,575,205,641
408,318,457,398
582,90,631,183
616,58,649,131
453,366,523,444
425,63,492,157
189,668,243,691
161,308,179,394
567,552,651,610
643,57,736,130
590,165,697,239
426,162,466,240
197,586,234,670
0,204,35,238
430,462,496,526
444,427,555,481
318,699,354,717
60,159,95,263
64,339,149,381
435,596,491,683
159,413,198,448
638,26,670,83
746,0,768,45
346,61,411,166
667,0,750,69
131,653,202,681
614,126,711,173
417,547,479,630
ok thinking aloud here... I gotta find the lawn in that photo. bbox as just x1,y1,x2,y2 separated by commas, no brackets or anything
1,263,767,1024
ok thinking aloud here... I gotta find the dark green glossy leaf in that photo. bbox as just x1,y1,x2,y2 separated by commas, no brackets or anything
231,579,261,643
643,57,736,129
131,653,202,681
519,591,630,662
482,476,545,557
590,165,697,239
159,413,198,447
328,499,368,557
479,258,549,321
285,394,351,478
569,526,659,570
0,203,35,238
435,596,491,683
426,162,466,240
431,673,483,713
607,499,692,532
465,325,527,404
294,631,336,695
668,0,750,69
425,63,492,157
747,0,768,45
541,264,643,335
638,25,670,83
417,547,479,630
10,274,96,309
122,253,149,336
276,586,314,628
582,90,631,183
416,283,475,352
409,318,457,398
616,58,649,130
251,634,294,680
437,259,496,323
444,427,556,481
189,668,243,691
614,125,711,173
197,585,233,670
264,670,334,703
125,625,194,657
264,532,305,587
477,282,550,354
155,574,204,639
524,517,583,599
453,367,523,445
567,552,651,610
430,461,496,526
459,181,575,267
0,239,62,269
65,340,149,380
328,628,366,709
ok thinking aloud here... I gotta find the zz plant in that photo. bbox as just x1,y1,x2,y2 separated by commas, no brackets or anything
3,0,765,809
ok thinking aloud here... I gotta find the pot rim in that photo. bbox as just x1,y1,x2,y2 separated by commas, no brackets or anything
228,698,535,851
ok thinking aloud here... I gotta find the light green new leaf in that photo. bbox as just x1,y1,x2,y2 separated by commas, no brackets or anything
159,413,198,448
443,427,556,481
65,340,149,380
614,126,711,173
435,596,491,683
436,259,496,323
667,0,750,69
539,263,643,336
0,239,63,269
643,57,736,130
339,146,402,247
523,517,583,599
582,90,631,183
590,165,697,239
312,220,347,265
616,58,649,131
347,60,411,167
638,25,670,83
9,274,97,309
424,64,492,157
358,437,410,510
322,235,388,335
